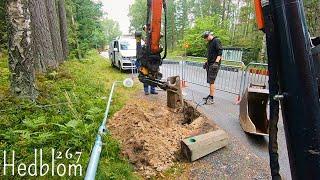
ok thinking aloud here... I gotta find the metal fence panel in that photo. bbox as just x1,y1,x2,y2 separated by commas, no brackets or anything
160,60,182,79
222,49,243,62
238,62,269,99
132,59,269,97
160,59,246,95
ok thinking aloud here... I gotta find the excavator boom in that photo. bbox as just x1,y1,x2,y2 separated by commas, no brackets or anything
135,0,167,89
149,0,163,54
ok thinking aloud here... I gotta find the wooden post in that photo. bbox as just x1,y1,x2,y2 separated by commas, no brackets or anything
167,76,183,108
181,129,229,162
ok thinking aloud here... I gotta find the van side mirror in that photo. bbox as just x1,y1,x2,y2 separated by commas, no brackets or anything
113,48,119,52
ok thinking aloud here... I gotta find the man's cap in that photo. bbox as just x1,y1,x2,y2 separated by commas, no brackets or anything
202,31,212,39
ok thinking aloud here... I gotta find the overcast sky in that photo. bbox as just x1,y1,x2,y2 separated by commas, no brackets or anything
100,0,135,34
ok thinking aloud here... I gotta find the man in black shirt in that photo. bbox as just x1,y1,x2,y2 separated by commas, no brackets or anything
202,31,223,104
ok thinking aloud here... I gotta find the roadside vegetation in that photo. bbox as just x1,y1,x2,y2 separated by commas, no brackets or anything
0,51,139,179
0,1,134,178
129,0,319,65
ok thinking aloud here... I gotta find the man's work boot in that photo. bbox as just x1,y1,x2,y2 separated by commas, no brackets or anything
205,96,215,105
151,91,158,95
145,92,150,95
203,95,210,100
150,86,157,94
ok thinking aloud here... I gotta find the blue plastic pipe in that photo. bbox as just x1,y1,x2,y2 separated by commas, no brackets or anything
85,81,121,180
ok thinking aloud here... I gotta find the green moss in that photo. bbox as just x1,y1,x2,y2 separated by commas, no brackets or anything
0,51,139,179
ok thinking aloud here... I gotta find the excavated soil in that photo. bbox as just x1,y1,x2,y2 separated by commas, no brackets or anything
107,93,217,177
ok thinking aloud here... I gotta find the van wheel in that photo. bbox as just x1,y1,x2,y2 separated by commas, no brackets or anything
118,61,123,72
111,60,116,67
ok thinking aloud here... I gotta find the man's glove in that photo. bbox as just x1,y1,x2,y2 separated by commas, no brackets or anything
212,62,220,71
203,62,208,69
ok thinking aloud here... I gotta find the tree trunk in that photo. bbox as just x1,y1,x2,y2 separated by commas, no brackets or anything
29,0,57,72
244,1,251,37
221,0,226,25
7,0,38,100
231,0,241,45
171,13,175,49
57,0,68,59
180,0,188,40
45,0,64,63
313,1,320,35
225,0,232,21
0,1,7,58
71,15,82,59
259,34,267,63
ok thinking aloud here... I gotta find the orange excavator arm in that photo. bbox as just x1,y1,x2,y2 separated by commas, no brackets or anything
135,0,168,89
150,0,163,54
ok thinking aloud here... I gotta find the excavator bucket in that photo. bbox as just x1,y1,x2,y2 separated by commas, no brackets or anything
239,84,269,136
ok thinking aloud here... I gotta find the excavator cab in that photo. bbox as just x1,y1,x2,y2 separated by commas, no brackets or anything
239,83,269,136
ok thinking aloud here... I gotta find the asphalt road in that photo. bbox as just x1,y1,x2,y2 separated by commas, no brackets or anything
160,61,291,179
182,84,291,179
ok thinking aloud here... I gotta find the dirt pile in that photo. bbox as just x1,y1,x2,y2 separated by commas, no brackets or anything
107,97,216,177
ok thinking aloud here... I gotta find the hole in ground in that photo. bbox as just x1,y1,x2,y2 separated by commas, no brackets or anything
182,101,201,125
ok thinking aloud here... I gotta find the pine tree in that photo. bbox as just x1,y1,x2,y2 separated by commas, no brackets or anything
0,0,7,57
58,0,69,59
46,0,64,63
29,0,57,72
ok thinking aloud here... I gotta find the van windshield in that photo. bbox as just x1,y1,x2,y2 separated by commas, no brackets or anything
120,41,136,50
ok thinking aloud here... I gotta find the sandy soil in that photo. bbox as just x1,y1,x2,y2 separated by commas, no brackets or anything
107,91,216,177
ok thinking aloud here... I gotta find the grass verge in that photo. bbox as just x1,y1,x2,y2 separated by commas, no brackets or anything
0,51,139,179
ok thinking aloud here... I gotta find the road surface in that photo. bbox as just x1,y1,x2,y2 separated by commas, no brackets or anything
182,84,291,179
160,60,291,179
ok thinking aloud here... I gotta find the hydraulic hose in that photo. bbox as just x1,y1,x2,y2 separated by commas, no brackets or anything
269,0,320,178
261,0,281,179
162,0,168,60
146,0,152,57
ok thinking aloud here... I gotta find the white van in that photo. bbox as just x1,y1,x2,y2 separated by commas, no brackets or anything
109,36,139,71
